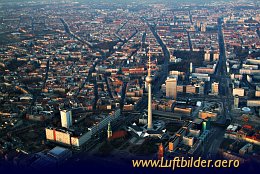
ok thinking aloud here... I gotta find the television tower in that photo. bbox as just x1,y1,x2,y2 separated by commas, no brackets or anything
146,47,153,130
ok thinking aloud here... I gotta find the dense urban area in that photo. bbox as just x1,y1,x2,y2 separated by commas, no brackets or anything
0,0,260,170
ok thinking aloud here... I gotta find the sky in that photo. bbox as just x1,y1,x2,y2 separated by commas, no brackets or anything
0,0,234,3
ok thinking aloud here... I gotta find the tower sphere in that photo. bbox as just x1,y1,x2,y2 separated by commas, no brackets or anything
146,76,153,83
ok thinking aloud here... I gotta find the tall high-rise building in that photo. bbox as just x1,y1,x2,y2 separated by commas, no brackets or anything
107,122,112,139
211,82,219,95
190,62,193,73
60,110,72,128
195,82,205,95
204,51,210,61
234,95,239,109
166,78,177,100
213,52,219,61
146,47,153,130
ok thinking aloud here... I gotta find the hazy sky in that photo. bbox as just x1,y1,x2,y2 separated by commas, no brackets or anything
0,0,234,3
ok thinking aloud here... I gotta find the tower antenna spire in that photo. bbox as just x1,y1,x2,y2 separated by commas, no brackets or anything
148,46,151,77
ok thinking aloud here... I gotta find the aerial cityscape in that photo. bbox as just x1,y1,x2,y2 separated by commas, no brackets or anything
0,0,259,172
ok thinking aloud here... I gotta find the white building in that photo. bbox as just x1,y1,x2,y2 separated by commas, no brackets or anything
60,110,72,129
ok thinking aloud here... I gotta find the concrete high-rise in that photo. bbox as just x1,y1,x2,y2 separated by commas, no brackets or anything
234,95,239,109
60,110,72,128
166,78,177,100
107,122,112,139
204,51,210,61
211,82,219,95
190,62,193,73
146,47,153,130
